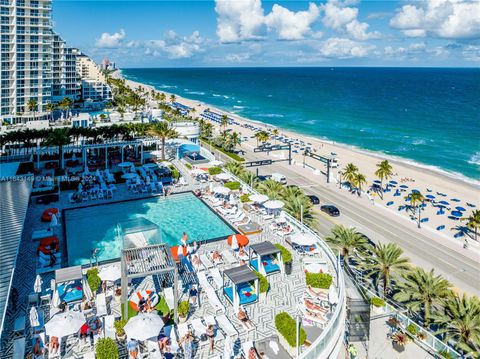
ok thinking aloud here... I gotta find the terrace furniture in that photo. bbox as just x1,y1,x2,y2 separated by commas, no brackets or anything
200,254,214,269
216,314,238,338
221,250,237,265
164,287,175,312
96,293,107,316
104,315,115,339
209,268,224,289
12,337,25,359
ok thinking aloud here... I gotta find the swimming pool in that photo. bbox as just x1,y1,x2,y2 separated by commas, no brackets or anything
64,192,235,266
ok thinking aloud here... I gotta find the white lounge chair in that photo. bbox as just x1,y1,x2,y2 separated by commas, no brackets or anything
177,323,190,339
197,272,213,293
205,287,225,314
104,315,115,339
95,293,107,316
200,254,214,269
216,314,238,338
209,268,223,289
164,287,175,312
163,325,179,353
221,250,237,265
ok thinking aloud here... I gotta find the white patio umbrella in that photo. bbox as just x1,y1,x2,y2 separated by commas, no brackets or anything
29,306,39,328
124,313,165,341
118,162,133,168
223,336,233,359
231,235,239,250
263,200,285,210
122,173,137,180
291,233,317,246
249,194,268,203
215,173,231,181
45,311,86,338
34,275,42,293
213,186,230,196
51,288,60,308
98,264,121,282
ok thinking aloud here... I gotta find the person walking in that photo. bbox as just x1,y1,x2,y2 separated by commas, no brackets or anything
348,344,357,359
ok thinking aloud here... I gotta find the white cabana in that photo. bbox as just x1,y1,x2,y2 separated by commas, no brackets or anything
124,313,165,341
249,194,269,204
213,186,231,196
33,275,42,293
98,264,121,282
291,232,317,246
45,311,86,337
216,173,231,181
263,200,285,210
29,306,39,327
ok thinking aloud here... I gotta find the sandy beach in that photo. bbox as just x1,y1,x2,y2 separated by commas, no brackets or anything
119,72,480,250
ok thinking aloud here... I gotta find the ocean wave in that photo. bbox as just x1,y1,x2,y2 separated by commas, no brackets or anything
159,84,177,89
212,94,222,97
305,119,317,125
233,105,245,109
258,113,284,118
185,91,205,95
468,151,480,166
412,139,426,145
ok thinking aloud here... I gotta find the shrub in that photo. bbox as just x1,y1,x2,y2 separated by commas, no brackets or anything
114,319,128,336
184,163,192,170
87,268,101,293
406,323,418,336
253,269,269,293
208,166,222,176
370,297,385,308
200,139,245,162
392,332,409,346
224,181,241,191
96,337,119,359
240,194,250,203
275,244,292,264
275,312,306,347
439,351,452,359
305,272,332,289
178,300,190,317
168,165,180,179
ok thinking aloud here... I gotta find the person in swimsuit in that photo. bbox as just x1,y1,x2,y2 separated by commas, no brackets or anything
206,324,215,352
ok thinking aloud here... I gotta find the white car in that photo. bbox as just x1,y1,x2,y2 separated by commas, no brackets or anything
271,172,287,185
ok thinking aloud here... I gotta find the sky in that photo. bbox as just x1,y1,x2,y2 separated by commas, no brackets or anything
52,0,480,68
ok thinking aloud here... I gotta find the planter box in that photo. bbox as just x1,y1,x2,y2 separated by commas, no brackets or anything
277,332,298,357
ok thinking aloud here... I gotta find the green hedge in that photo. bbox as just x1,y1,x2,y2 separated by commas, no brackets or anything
168,165,180,179
253,269,269,293
274,244,293,264
200,139,245,162
275,312,307,347
208,166,222,175
96,338,119,359
305,272,332,289
370,297,386,307
240,194,250,203
224,181,241,191
87,268,101,293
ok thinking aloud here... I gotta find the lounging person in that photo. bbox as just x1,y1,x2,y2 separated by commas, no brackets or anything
305,308,325,320
89,317,103,338
158,333,170,353
237,308,254,329
80,322,90,343
191,254,201,270
48,336,59,355
179,330,194,359
307,285,328,298
33,336,44,358
206,324,215,352
248,346,262,359
127,338,139,359
304,298,328,313
211,250,222,263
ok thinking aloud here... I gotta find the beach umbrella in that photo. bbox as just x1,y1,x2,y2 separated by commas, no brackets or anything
51,287,60,308
249,194,269,204
263,200,284,210
213,186,230,196
216,173,231,181
98,264,121,282
400,185,408,189
451,211,463,218
466,202,476,208
29,306,39,328
230,235,238,250
228,234,249,248
373,180,381,184
412,189,420,193
389,180,398,185
455,206,466,212
426,194,436,199
451,198,461,202
34,275,42,293
291,233,316,246
122,173,137,180
439,200,450,206
223,336,233,359
118,162,133,168
124,313,164,341
45,311,86,337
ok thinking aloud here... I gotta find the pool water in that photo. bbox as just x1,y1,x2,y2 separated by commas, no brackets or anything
64,192,235,266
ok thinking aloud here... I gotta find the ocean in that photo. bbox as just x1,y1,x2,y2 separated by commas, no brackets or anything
121,67,480,184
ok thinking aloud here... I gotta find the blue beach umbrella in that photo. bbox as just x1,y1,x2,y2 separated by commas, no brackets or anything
439,200,450,206
451,198,461,202
373,180,381,184
466,202,476,208
389,180,398,185
455,206,466,212
426,194,435,199
451,211,463,217
400,185,408,189
412,189,420,193
436,225,445,231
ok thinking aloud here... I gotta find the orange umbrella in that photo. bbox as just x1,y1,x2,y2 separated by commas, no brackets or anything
170,246,187,261
227,234,249,247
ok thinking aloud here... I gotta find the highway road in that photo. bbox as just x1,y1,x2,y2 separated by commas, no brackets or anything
213,147,480,295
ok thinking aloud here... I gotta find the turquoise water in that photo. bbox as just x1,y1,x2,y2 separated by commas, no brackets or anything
88,110,111,117
122,67,480,183
64,192,235,266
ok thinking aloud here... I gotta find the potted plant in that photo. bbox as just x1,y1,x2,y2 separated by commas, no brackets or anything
178,300,190,323
275,312,306,357
392,332,409,352
114,319,128,342
406,323,418,338
370,297,386,314
253,270,269,301
416,331,426,341
86,268,101,295
275,244,293,275
96,337,119,359
387,316,400,329
240,194,250,203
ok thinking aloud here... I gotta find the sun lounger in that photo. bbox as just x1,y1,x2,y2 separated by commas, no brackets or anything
209,268,223,289
191,318,207,338
205,315,225,341
104,315,115,339
205,287,225,314
221,250,237,265
96,293,107,316
177,323,190,339
200,254,214,269
216,314,238,337
164,287,175,311
208,251,224,266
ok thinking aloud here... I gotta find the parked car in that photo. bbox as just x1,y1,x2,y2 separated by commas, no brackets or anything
271,173,287,185
307,195,320,205
320,205,340,216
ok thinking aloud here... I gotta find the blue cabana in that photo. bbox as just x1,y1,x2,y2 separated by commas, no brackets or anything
223,266,259,310
248,241,282,276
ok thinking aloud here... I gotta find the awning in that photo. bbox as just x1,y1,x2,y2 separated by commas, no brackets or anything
224,266,258,285
55,266,83,284
250,242,280,257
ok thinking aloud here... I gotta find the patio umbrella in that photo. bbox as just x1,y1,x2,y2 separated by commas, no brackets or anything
29,306,39,328
263,200,284,210
451,198,461,202
45,311,86,337
124,313,165,341
118,162,133,168
455,206,466,212
426,194,436,199
122,173,137,180
213,186,230,196
230,235,238,250
51,288,60,308
389,180,398,185
34,275,42,293
439,200,450,206
249,194,269,204
373,180,381,184
451,211,463,217
216,173,231,181
228,234,249,248
98,264,121,282
400,185,408,189
412,189,420,193
291,233,316,246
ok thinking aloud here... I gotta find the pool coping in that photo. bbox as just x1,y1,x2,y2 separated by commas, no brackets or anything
61,190,239,268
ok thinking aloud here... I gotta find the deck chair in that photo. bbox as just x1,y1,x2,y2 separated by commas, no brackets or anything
209,268,223,289
190,318,209,347
164,287,175,312
221,250,237,265
177,323,190,339
205,287,225,314
200,254,214,269
205,315,225,342
104,315,115,339
96,293,107,316
216,314,238,338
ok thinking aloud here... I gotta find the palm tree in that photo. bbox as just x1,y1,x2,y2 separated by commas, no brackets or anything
342,163,358,186
375,160,394,199
202,123,214,140
406,191,425,228
462,210,480,241
272,128,279,145
224,161,244,176
361,243,410,297
45,103,55,122
45,128,71,169
257,179,285,200
147,122,179,160
158,92,166,102
432,293,480,355
283,192,314,225
257,131,270,146
394,268,452,326
27,98,38,121
169,94,176,103
220,115,229,132
239,171,258,188
227,131,241,152
325,225,368,265
353,172,367,196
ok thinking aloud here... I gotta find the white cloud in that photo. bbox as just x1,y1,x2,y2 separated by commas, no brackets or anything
214,0,265,43
265,3,320,40
145,30,204,59
225,53,251,62
402,29,427,38
318,37,373,58
462,45,480,61
321,0,380,40
383,42,450,59
95,29,126,48
390,0,480,39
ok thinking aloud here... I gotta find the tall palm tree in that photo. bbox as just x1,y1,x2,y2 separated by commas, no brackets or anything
202,123,214,140
224,161,244,176
342,163,358,186
462,210,480,241
283,192,314,225
45,128,71,169
375,160,394,199
325,225,368,265
227,131,241,152
272,128,279,145
169,94,176,103
27,98,38,121
257,131,270,146
361,243,410,297
353,172,367,196
239,171,258,188
257,179,285,200
220,115,229,132
45,103,55,122
158,92,166,102
147,122,179,160
394,268,452,326
432,293,480,356
406,191,425,228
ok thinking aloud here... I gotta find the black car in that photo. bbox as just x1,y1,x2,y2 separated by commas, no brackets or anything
307,195,320,205
320,205,340,216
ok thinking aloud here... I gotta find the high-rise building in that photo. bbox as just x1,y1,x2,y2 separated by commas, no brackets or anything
52,33,80,102
1,0,54,123
76,53,106,83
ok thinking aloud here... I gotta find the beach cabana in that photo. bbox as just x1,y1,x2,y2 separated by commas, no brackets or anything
248,242,282,276
223,266,259,310
55,266,84,303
